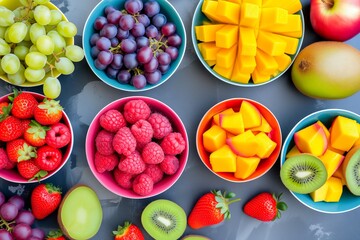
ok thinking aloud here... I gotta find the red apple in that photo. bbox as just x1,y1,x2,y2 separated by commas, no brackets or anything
310,0,360,41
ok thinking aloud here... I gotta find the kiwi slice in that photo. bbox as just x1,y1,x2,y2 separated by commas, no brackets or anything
342,146,360,196
280,153,327,194
141,199,187,240
181,235,211,240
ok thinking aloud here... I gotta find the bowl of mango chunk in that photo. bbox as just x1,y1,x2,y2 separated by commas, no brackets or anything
191,0,304,86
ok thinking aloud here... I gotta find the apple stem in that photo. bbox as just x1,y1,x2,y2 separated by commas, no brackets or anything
321,0,334,8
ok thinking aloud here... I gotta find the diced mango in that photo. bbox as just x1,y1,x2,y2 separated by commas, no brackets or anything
239,3,260,28
269,14,302,33
319,149,345,179
195,24,225,42
259,7,288,29
202,0,226,23
262,0,302,14
257,31,287,56
310,181,329,202
217,0,241,24
239,100,262,129
250,116,272,133
203,124,227,152
354,124,360,147
236,55,256,73
294,122,328,157
330,116,359,152
286,145,301,158
255,49,278,75
238,27,257,56
205,59,216,67
209,145,237,172
324,177,343,202
251,68,271,84
216,25,239,48
226,130,258,157
234,156,261,179
317,120,330,141
213,64,233,79
273,33,299,55
277,29,303,38
231,57,251,84
216,44,237,69
255,132,277,158
198,42,221,61
242,0,262,6
226,0,242,3
274,54,291,72
219,112,244,135
213,108,235,125
332,167,346,185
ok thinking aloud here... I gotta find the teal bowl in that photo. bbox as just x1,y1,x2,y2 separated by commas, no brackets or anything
191,0,304,87
83,0,186,92
280,109,360,213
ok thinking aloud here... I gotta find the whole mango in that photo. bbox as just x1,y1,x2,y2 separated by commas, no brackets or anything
291,41,360,99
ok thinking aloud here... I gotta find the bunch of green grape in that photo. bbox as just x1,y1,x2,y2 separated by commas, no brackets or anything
0,0,84,98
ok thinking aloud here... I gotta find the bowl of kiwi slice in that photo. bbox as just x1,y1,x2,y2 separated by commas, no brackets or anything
280,109,360,213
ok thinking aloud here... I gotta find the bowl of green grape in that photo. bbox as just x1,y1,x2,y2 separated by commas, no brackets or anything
0,0,84,99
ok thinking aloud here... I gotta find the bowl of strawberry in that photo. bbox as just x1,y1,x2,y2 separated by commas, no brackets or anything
0,90,73,183
85,96,189,199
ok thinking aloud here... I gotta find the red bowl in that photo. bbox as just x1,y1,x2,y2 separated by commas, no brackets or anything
85,96,189,199
0,91,74,183
196,98,282,182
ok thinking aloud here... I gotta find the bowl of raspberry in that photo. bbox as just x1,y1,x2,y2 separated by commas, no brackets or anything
85,96,189,199
82,0,186,91
0,91,74,183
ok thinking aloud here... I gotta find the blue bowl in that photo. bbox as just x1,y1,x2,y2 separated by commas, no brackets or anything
83,0,186,92
280,109,360,214
191,0,304,87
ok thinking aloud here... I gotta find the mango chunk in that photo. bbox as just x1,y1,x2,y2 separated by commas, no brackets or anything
216,25,239,48
217,0,241,24
235,156,261,179
227,0,242,3
236,55,256,73
274,54,291,72
259,7,288,29
330,116,359,152
250,116,272,133
257,31,287,56
202,0,225,23
203,125,227,152
310,181,329,202
324,177,343,202
205,59,216,67
294,122,328,156
213,64,233,79
239,100,262,129
251,68,271,84
319,149,345,179
286,145,301,158
354,124,360,147
213,108,235,125
273,33,299,55
209,145,237,172
195,24,225,42
219,112,244,135
332,167,346,185
227,130,258,157
239,3,260,28
269,14,302,33
317,120,330,141
255,49,278,75
231,57,251,84
262,0,302,14
238,27,257,56
198,42,221,61
255,132,277,158
242,0,262,6
216,44,237,69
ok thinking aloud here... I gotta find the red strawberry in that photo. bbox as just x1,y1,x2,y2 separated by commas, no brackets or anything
17,160,48,180
30,183,62,220
0,115,23,142
188,190,240,229
24,120,50,147
243,192,288,222
46,229,66,240
35,145,63,171
113,221,144,240
10,90,38,119
6,138,36,163
45,122,71,148
34,99,63,125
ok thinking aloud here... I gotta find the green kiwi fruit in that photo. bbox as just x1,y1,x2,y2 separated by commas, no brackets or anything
141,199,187,240
181,235,211,240
342,146,360,196
280,153,327,194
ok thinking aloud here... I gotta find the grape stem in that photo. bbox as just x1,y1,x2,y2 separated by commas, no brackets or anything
0,216,15,231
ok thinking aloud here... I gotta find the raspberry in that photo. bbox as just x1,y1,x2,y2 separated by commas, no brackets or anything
94,151,118,173
0,148,9,169
160,132,186,155
147,113,172,139
113,168,134,189
123,99,151,124
141,142,164,164
112,127,137,156
132,173,154,196
100,109,126,133
118,151,146,174
160,155,179,175
131,119,153,144
45,123,71,149
95,130,115,155
144,164,164,183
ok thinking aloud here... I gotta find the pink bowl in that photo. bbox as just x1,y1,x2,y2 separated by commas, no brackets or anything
196,98,282,182
0,91,74,183
85,96,189,199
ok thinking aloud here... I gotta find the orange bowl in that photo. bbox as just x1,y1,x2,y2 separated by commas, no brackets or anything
196,98,282,182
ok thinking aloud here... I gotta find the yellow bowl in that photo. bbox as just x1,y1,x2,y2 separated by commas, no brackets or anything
0,0,74,87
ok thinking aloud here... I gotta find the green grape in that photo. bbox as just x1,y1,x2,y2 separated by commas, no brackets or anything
14,45,29,61
43,77,61,99
30,23,46,44
0,62,5,75
54,57,74,75
34,5,51,26
65,45,84,62
49,10,63,26
13,7,23,19
0,27,6,39
8,22,28,43
0,38,11,55
47,30,66,53
23,22,31,42
29,45,39,52
4,28,11,43
36,35,54,55
57,21,77,38
34,0,50,4
25,52,47,69
24,67,45,82
0,6,15,27
8,64,26,85
19,0,30,7
1,54,20,74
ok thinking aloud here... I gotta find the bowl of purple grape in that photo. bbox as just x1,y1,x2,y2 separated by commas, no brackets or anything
83,0,186,91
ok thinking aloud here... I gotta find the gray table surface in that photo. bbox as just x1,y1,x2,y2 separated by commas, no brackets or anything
0,0,359,239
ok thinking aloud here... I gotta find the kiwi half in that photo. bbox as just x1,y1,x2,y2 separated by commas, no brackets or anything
141,199,187,240
181,235,211,240
342,146,360,196
280,153,327,194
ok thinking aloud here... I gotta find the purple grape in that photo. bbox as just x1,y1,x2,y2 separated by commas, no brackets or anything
106,66,119,79
110,37,119,47
161,22,176,36
30,228,45,239
91,46,100,58
8,194,25,210
119,14,135,31
165,46,179,60
96,37,111,51
120,38,137,53
157,52,171,65
90,33,100,46
130,22,145,37
136,36,149,48
137,46,153,64
28,237,42,240
152,13,167,28
123,53,138,69
144,0,160,17
117,70,131,84
144,57,159,73
107,10,122,24
116,28,130,40
0,229,13,240
13,223,32,240
158,64,170,73
145,70,162,84
104,6,116,15
111,54,123,69
100,23,118,38
124,0,143,14
98,50,114,65
167,34,182,47
0,202,18,221
95,58,108,70
94,16,108,31
145,25,158,38
137,14,150,27
15,210,35,225
131,74,147,89
0,192,5,207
